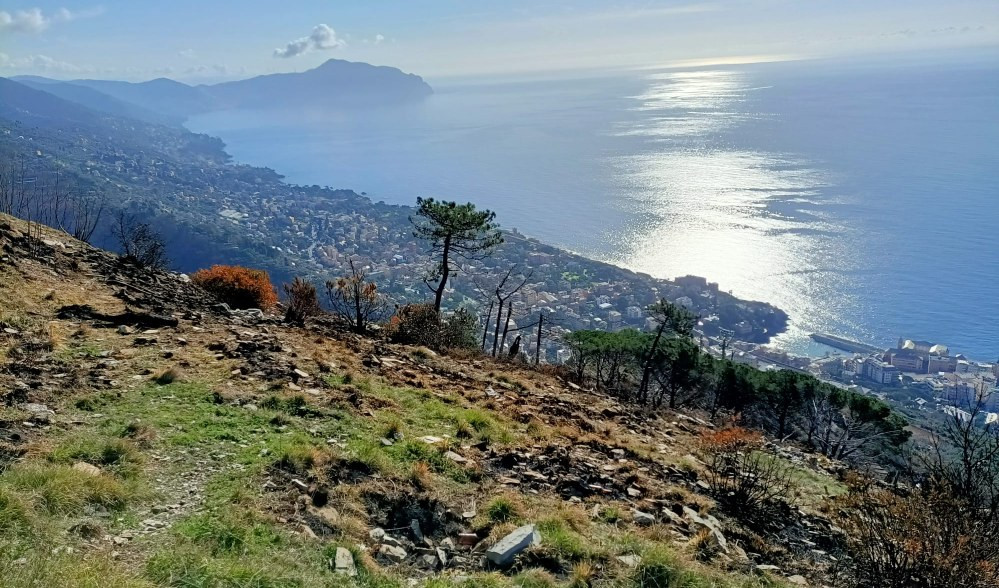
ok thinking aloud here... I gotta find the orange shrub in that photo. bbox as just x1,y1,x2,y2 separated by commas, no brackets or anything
192,265,278,310
699,426,763,453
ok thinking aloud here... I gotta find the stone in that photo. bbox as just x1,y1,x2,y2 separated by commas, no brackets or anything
419,554,439,569
436,547,449,567
333,547,357,577
72,462,102,476
786,576,808,586
369,528,386,542
443,451,466,464
291,479,309,492
485,524,540,566
457,533,479,546
117,325,133,335
627,486,642,497
22,403,53,423
632,509,656,526
420,435,444,444
410,519,425,542
378,544,408,563
756,564,780,572
683,507,727,552
616,555,642,568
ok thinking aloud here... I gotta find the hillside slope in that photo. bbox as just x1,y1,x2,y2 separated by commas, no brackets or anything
0,214,841,587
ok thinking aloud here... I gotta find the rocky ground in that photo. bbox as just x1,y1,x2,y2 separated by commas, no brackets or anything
0,214,848,587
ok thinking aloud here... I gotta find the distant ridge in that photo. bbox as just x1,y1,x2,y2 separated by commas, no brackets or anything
12,59,433,122
12,78,184,126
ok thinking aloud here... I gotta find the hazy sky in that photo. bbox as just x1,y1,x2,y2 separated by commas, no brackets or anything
1,1,997,82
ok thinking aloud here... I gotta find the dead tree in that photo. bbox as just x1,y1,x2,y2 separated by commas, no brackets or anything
490,266,532,357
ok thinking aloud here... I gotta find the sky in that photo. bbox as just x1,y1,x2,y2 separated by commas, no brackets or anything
1,1,997,83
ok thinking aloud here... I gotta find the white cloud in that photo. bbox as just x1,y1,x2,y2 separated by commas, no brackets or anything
0,53,90,74
0,6,103,34
179,49,197,59
274,24,345,58
374,34,385,45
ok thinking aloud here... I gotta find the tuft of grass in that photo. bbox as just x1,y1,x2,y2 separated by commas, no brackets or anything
0,487,33,538
154,366,182,385
48,434,144,479
409,461,433,490
486,495,520,523
569,561,596,588
537,517,592,562
512,568,559,588
1,463,134,516
598,505,623,524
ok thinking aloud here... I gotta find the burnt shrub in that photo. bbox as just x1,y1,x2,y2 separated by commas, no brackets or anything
192,265,278,310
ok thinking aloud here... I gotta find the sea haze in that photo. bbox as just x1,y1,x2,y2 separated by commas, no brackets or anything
186,55,999,360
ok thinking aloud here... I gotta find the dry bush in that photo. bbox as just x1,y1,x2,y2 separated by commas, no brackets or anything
700,426,795,516
282,277,320,324
192,265,278,310
836,482,999,588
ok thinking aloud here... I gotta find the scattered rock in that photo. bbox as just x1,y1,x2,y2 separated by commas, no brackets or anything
378,544,408,563
485,524,540,567
632,509,656,526
786,575,809,586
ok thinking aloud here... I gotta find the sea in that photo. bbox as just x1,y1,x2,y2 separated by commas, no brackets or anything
186,50,999,360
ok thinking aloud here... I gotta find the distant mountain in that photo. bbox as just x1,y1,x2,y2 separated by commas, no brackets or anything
0,77,109,128
206,59,433,109
67,77,217,120
13,60,433,122
12,78,183,127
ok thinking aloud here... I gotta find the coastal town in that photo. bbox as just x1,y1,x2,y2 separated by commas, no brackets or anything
698,330,999,430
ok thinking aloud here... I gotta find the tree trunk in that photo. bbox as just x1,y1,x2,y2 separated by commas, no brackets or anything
492,299,504,357
638,322,667,403
481,300,493,351
433,235,451,312
534,314,543,365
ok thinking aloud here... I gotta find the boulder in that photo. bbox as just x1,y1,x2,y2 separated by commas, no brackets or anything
333,547,356,577
485,524,540,566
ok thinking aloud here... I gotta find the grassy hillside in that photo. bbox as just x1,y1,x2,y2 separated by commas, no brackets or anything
0,213,858,587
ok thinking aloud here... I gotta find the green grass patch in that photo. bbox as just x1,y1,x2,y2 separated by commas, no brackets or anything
48,434,144,479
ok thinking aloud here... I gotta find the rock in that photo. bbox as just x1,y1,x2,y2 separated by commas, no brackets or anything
756,564,780,572
436,547,449,567
627,486,642,497
485,524,540,566
683,507,727,552
457,533,479,547
72,462,102,476
410,519,425,543
378,544,408,563
616,555,642,568
333,547,357,577
443,451,467,464
660,508,686,527
291,479,309,492
786,576,809,586
419,554,439,569
632,509,656,526
117,325,133,335
22,403,54,423
420,435,444,444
